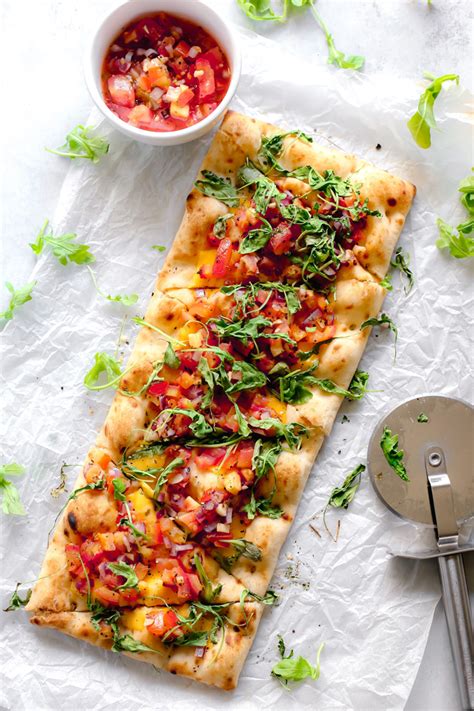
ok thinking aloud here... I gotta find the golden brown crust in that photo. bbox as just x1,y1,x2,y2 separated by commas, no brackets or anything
30,602,263,690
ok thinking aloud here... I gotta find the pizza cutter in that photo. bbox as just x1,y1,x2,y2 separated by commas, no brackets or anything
367,395,474,711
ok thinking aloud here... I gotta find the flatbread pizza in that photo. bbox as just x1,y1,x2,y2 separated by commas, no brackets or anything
26,110,415,689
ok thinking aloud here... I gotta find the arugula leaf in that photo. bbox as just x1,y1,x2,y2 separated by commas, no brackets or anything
108,562,139,591
0,463,26,515
213,213,233,239
360,313,398,352
242,489,283,519
270,363,317,404
89,602,121,632
194,170,240,207
459,170,474,215
238,160,282,214
112,633,161,654
112,478,127,501
30,220,94,266
69,480,105,501
152,245,166,252
87,267,138,306
284,369,368,402
272,635,324,685
46,124,109,163
379,274,393,291
239,217,273,254
194,552,222,603
390,247,414,293
229,538,262,561
0,281,36,323
153,457,185,496
436,218,474,259
222,282,301,316
417,412,429,423
327,464,365,509
171,630,210,647
252,439,282,481
4,583,32,611
311,7,364,70
258,130,312,172
288,166,353,198
380,427,410,481
247,418,308,449
240,589,279,606
234,401,252,438
347,370,370,400
119,517,149,539
157,408,213,439
84,352,124,391
236,0,310,22
211,313,295,347
407,73,459,149
164,343,180,369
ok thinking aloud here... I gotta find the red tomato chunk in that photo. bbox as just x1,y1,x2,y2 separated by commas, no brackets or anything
101,12,231,131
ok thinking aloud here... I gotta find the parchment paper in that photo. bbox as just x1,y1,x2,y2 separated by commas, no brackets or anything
1,24,473,711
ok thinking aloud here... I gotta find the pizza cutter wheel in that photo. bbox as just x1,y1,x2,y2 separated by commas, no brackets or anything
367,395,474,710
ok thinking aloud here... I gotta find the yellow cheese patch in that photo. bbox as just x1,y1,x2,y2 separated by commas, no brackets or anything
122,608,147,632
266,395,287,422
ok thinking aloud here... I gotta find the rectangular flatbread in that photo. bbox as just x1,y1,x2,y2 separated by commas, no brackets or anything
26,110,415,690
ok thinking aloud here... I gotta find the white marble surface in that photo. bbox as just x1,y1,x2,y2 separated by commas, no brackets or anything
1,1,472,709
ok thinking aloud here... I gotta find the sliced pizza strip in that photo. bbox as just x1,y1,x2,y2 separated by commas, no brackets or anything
158,109,415,291
30,599,263,690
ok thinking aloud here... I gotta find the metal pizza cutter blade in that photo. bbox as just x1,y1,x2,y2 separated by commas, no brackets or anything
367,395,474,711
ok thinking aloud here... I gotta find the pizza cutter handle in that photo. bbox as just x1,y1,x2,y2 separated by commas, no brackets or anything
437,553,474,710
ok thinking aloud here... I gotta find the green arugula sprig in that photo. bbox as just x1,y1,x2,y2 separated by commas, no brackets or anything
436,170,474,259
390,247,414,293
194,170,240,207
221,282,302,316
238,160,283,214
30,220,95,266
87,267,138,306
323,463,365,538
407,72,460,149
272,366,370,404
0,281,36,323
83,352,126,391
46,124,109,163
310,6,365,70
194,552,222,603
257,130,313,172
272,635,324,686
4,583,32,611
0,463,26,515
107,562,139,591
380,427,409,481
361,313,398,356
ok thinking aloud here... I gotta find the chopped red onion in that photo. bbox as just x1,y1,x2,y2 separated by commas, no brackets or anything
125,50,134,63
169,471,185,485
203,521,218,533
162,535,172,550
174,544,193,553
225,507,233,524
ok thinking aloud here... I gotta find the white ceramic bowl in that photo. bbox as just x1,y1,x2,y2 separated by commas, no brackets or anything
84,0,241,146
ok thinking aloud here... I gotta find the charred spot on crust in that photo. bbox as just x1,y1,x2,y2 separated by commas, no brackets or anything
63,528,69,537
388,197,397,207
233,625,240,633
67,512,78,531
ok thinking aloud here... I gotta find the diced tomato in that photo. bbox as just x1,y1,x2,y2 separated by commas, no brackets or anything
146,609,180,637
174,40,190,57
269,222,293,255
195,58,215,99
194,448,227,470
98,453,111,470
148,381,169,397
177,86,194,107
236,442,254,469
212,237,233,278
199,47,224,69
94,585,121,606
129,105,153,127
107,102,132,122
107,75,135,107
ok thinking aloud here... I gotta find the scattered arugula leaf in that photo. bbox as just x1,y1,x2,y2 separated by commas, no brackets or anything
272,635,324,685
30,220,94,266
239,217,273,254
360,313,398,354
380,427,410,481
436,218,474,258
83,352,124,391
164,342,180,369
87,267,138,306
257,130,312,172
407,73,459,149
0,463,26,515
242,488,283,519
119,517,149,539
46,124,109,162
4,583,32,611
327,464,365,510
112,633,161,654
459,170,474,215
390,247,414,293
236,0,311,22
112,478,127,501
194,170,240,207
0,281,36,323
237,160,282,214
293,369,368,402
152,245,166,252
153,457,185,496
194,552,222,603
252,439,282,481
229,538,262,561
347,370,370,400
310,6,364,70
417,413,429,423
108,562,139,591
